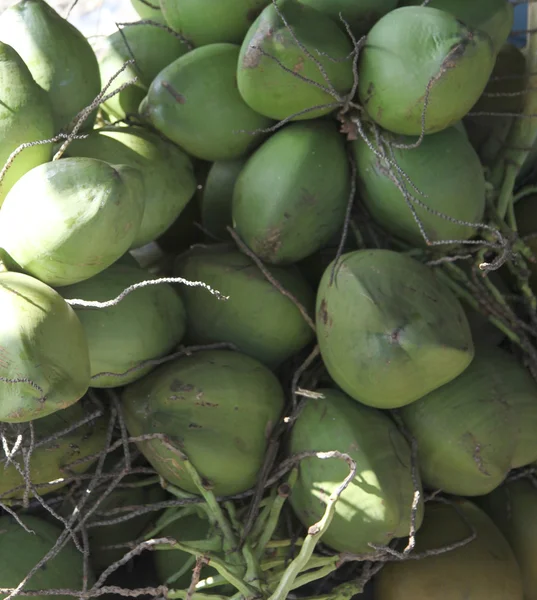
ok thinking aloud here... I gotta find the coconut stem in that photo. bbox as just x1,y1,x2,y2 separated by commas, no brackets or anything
493,2,537,220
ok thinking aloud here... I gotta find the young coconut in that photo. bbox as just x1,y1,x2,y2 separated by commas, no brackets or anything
288,388,424,555
232,120,350,264
0,271,90,423
0,41,54,206
353,124,486,248
358,6,496,136
97,23,190,121
131,0,166,23
0,157,145,287
159,0,269,46
62,126,196,249
375,499,523,600
173,245,315,368
0,514,94,600
139,43,274,161
0,0,101,131
316,249,474,409
0,398,107,499
477,479,537,600
58,264,187,388
237,0,354,122
399,344,537,496
121,349,285,496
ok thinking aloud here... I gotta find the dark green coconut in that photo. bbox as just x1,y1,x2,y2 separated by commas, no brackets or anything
0,0,101,131
0,271,90,423
237,0,354,121
121,349,285,496
58,264,186,388
160,0,268,46
0,41,54,206
399,344,537,496
353,124,486,247
375,499,523,600
400,0,514,55
289,388,424,555
0,157,145,287
63,126,196,249
232,120,350,264
174,245,315,368
358,6,495,135
0,514,94,600
139,43,273,161
477,479,537,600
315,249,474,409
98,22,190,121
0,398,107,499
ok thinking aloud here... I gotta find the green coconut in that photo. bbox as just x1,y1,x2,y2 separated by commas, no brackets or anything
0,42,54,206
232,120,350,264
131,0,166,23
0,514,93,600
0,271,90,423
353,124,486,247
140,43,273,161
121,349,285,496
237,0,354,122
316,249,474,409
0,0,101,132
160,0,268,46
464,44,526,167
58,264,186,388
174,246,315,368
477,479,537,600
399,344,537,496
375,499,523,600
200,158,247,241
0,157,145,287
358,6,496,136
98,22,190,121
297,0,397,37
63,126,196,249
289,388,424,554
0,398,107,499
400,0,514,55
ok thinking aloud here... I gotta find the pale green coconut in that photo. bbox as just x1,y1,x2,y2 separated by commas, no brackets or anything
0,41,54,206
0,0,101,131
59,264,187,388
0,157,145,287
0,271,90,423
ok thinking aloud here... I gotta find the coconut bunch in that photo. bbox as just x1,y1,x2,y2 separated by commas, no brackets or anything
1,1,537,600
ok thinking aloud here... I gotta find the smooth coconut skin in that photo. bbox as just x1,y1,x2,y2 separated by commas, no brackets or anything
232,120,350,265
0,271,90,423
131,0,166,23
64,127,197,249
315,249,474,409
358,6,496,136
0,0,101,131
121,349,285,497
0,42,54,207
289,388,424,555
237,0,354,122
174,246,315,368
59,264,187,388
0,514,93,600
97,25,190,122
353,125,486,247
140,43,274,162
399,344,537,496
375,499,524,600
0,157,145,287
477,479,537,600
0,399,107,499
160,0,268,46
